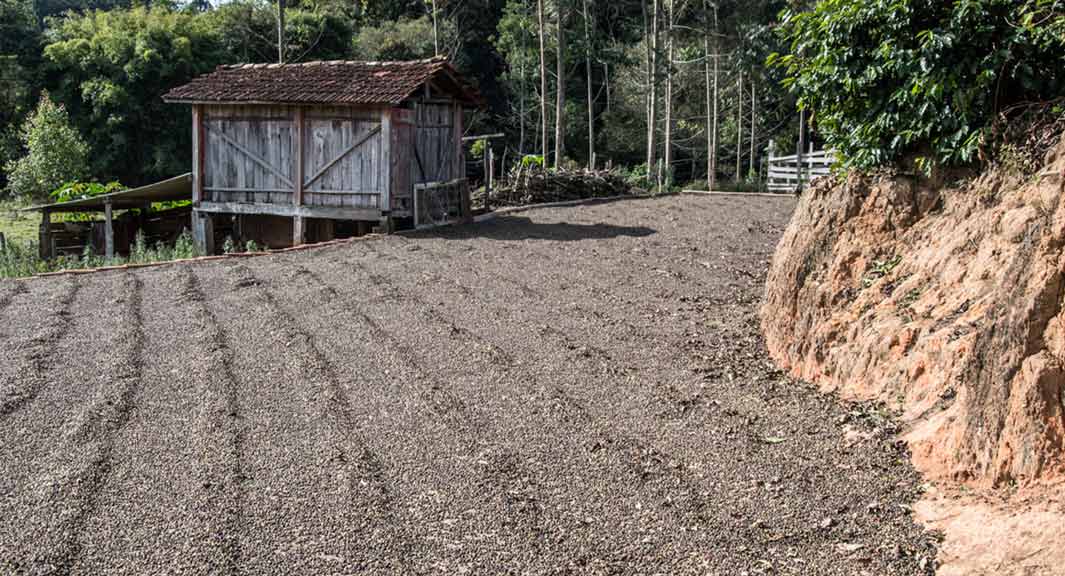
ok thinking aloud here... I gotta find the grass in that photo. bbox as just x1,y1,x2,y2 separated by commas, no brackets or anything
1,229,202,279
0,198,40,246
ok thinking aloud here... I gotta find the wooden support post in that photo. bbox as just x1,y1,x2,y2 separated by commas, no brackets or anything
104,200,115,260
484,141,492,212
39,209,52,260
191,209,214,255
292,107,306,247
796,108,805,194
293,215,305,246
138,202,150,243
380,108,393,234
192,105,204,205
294,107,305,208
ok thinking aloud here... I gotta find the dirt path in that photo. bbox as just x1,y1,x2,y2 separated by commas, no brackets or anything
0,195,939,575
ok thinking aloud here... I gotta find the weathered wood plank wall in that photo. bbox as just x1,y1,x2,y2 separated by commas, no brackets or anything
303,106,383,209
201,104,385,210
204,105,296,205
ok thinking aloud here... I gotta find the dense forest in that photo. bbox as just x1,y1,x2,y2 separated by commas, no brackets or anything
2,0,1064,199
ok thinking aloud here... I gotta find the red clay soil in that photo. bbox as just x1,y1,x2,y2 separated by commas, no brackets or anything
761,139,1065,573
0,195,938,575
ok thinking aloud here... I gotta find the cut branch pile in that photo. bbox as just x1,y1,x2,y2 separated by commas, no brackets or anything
490,165,635,207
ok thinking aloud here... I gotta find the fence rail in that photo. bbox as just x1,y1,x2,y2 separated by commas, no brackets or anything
766,144,836,193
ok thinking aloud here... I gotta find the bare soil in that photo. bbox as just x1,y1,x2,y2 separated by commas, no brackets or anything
0,195,938,575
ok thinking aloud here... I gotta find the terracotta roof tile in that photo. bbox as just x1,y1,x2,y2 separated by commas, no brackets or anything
163,57,481,106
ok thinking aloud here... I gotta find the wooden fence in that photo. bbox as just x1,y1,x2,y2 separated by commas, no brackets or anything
766,143,836,193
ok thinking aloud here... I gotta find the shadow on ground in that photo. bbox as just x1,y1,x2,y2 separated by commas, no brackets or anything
411,216,657,242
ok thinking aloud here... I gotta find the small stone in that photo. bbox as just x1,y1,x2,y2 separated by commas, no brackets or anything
819,517,836,529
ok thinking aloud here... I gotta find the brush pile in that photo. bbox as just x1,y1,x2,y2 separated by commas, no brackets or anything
491,165,635,207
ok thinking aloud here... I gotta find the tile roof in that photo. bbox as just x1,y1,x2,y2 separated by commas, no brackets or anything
163,57,481,106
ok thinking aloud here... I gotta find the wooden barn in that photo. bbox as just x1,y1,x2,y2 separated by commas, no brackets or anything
163,57,482,252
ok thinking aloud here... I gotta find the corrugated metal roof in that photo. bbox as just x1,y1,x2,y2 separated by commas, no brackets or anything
162,57,482,106
23,173,192,213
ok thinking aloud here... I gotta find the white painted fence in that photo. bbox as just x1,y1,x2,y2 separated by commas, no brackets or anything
766,142,836,193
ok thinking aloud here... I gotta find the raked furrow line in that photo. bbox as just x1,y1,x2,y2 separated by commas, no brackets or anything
293,248,713,569
0,280,28,316
195,262,407,574
73,267,250,574
0,277,79,419
180,268,246,574
255,259,566,570
365,243,720,531
1,272,145,575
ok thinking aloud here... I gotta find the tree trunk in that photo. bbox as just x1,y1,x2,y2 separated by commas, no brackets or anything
582,0,595,169
519,0,528,156
749,77,756,179
645,0,658,174
735,69,743,182
604,60,611,114
538,0,549,161
431,0,440,56
277,0,285,63
663,0,673,186
554,1,567,169
704,0,714,190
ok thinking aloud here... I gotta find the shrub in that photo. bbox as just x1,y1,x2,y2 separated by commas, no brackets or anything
4,92,88,200
772,0,1065,171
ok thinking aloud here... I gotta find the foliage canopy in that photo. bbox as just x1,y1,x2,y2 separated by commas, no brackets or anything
772,0,1065,170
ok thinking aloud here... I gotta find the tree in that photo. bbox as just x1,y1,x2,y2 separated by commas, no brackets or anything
4,92,88,200
662,0,673,186
538,0,549,159
554,0,567,168
352,15,438,60
773,0,1065,170
704,0,718,190
44,6,226,185
645,0,658,174
582,0,595,169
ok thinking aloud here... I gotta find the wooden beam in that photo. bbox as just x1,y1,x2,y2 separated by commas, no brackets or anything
302,125,382,189
414,177,466,191
294,107,305,207
197,201,382,222
104,201,114,259
461,133,505,142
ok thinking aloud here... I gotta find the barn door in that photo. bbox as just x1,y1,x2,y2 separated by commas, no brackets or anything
413,103,462,226
301,109,383,209
390,108,416,219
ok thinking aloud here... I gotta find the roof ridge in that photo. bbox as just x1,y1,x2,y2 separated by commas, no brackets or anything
219,56,449,70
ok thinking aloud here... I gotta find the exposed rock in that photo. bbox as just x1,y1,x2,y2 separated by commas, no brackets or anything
762,140,1065,486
